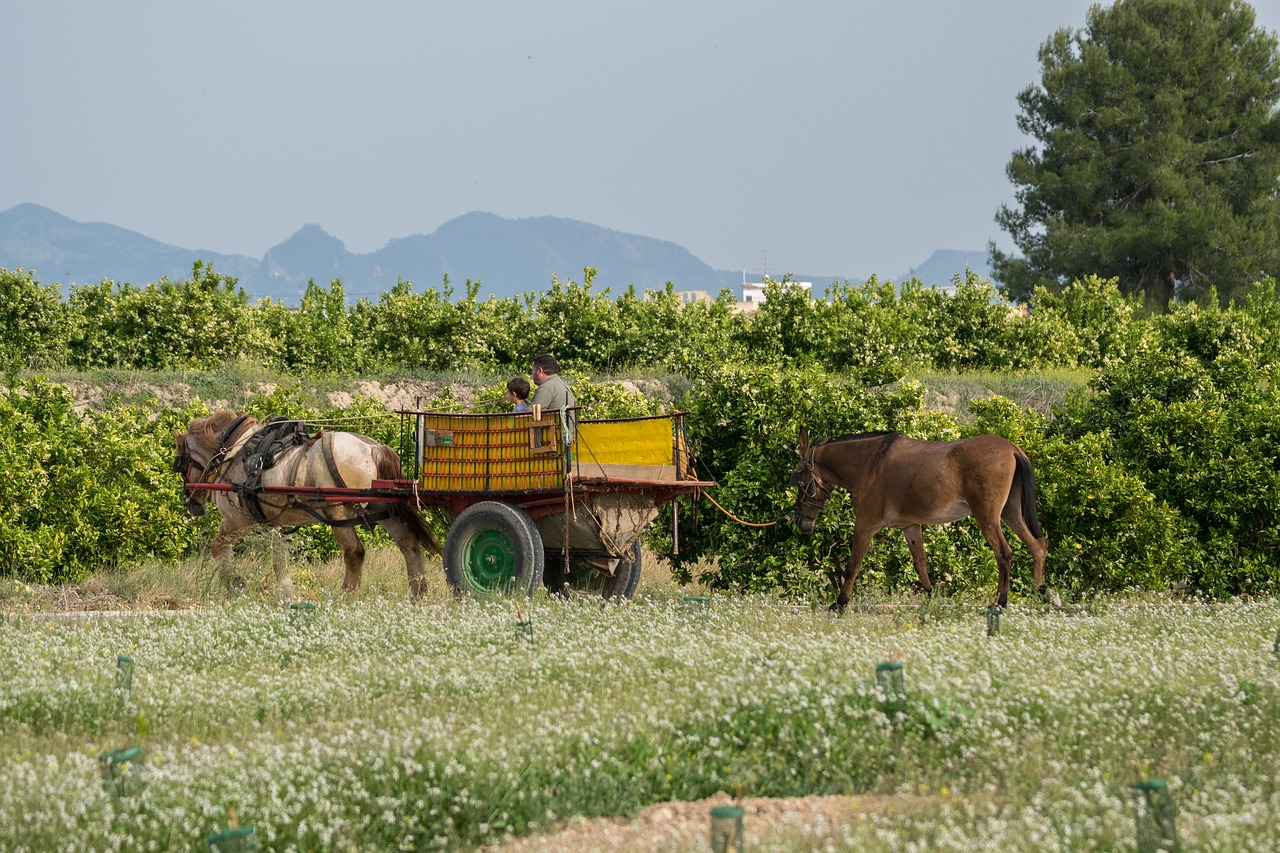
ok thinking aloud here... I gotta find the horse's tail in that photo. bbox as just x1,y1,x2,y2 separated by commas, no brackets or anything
395,503,442,554
372,444,442,554
1014,449,1044,540
372,444,405,481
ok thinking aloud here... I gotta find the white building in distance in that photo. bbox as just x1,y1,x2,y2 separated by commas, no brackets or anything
737,276,813,313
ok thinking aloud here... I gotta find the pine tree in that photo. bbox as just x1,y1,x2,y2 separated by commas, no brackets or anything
991,0,1280,308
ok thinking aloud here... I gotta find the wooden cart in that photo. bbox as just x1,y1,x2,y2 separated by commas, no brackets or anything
398,407,713,598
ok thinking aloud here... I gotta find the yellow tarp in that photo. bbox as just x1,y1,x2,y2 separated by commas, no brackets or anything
575,419,673,466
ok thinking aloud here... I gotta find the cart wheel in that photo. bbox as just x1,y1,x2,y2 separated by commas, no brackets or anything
444,502,544,597
544,539,643,600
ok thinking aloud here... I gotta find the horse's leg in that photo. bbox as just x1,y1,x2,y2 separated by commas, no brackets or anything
210,516,255,594
900,524,933,596
271,529,295,604
833,523,878,612
378,513,428,599
332,526,366,593
978,518,1015,609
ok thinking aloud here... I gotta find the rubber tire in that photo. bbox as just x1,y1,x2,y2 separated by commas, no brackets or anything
443,502,544,597
544,539,643,600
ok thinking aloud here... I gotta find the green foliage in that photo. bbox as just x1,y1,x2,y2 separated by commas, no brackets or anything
527,271,623,371
277,280,355,373
63,262,254,370
1028,275,1143,368
993,0,1280,306
614,283,746,374
351,277,512,373
568,373,662,420
0,379,211,583
0,268,68,371
810,277,912,384
4,261,1280,598
1052,299,1280,595
732,278,823,366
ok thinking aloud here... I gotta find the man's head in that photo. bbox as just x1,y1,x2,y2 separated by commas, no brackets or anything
531,353,560,383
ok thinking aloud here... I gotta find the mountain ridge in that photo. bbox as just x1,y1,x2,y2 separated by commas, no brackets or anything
0,203,991,303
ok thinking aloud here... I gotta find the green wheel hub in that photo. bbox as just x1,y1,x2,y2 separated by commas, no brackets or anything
461,525,519,592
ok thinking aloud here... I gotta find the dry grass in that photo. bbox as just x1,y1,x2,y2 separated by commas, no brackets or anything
0,540,710,614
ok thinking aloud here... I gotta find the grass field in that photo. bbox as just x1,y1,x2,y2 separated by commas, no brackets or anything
2,550,1279,851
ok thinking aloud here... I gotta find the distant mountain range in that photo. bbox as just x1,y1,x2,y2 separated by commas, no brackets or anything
0,203,991,304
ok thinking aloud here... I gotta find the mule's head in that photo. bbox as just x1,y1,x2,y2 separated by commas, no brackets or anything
172,430,211,517
791,427,832,534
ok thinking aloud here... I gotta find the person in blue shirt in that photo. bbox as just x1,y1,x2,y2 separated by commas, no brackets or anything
507,377,531,412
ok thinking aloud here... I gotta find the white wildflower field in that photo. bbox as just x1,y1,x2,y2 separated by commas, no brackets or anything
2,595,1279,851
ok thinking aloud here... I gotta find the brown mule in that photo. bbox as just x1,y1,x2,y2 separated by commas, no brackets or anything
791,427,1048,611
174,410,439,599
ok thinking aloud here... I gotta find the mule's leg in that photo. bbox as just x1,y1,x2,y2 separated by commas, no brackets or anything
833,523,878,612
379,514,429,599
332,526,366,593
1002,506,1050,603
900,525,933,597
978,519,1015,609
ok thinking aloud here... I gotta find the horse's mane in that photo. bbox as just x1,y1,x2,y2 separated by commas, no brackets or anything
820,430,901,446
188,410,258,450
817,430,901,465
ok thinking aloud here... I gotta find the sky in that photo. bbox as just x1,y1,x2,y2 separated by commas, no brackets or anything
7,1,1280,280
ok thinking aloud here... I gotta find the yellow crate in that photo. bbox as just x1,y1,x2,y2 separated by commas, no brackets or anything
575,417,675,466
415,412,566,492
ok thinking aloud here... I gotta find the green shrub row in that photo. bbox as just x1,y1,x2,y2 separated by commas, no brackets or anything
1,263,1278,597
2,263,1147,377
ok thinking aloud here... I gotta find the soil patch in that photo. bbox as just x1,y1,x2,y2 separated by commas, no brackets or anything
481,791,940,852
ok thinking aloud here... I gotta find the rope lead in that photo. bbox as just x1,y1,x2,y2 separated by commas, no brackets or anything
698,489,789,528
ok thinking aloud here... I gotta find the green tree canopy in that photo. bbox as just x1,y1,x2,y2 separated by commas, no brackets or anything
991,0,1280,308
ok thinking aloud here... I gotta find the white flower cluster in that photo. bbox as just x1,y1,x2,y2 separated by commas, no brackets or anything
0,597,1276,850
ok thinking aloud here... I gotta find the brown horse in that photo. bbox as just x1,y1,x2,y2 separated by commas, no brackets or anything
791,427,1048,611
174,410,439,599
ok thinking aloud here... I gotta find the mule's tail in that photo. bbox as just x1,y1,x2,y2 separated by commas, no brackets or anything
1015,450,1044,539
373,445,442,554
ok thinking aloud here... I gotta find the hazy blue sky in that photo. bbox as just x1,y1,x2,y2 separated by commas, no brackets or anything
7,1,1280,280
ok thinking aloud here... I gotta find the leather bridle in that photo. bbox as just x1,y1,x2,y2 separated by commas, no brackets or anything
792,451,834,521
174,415,254,493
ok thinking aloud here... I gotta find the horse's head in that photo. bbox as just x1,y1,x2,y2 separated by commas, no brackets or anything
173,429,212,516
791,427,831,533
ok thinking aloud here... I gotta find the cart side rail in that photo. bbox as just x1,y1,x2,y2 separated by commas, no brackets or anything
399,409,702,494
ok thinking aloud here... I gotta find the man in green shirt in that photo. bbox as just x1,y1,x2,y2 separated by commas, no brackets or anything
530,353,576,444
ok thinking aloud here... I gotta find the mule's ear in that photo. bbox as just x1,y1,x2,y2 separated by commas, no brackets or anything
797,426,810,456
173,429,180,442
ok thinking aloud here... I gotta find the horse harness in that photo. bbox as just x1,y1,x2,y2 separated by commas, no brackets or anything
186,416,396,531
